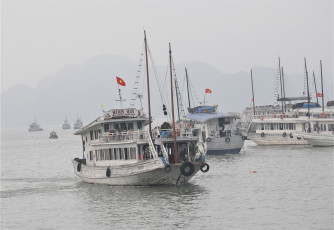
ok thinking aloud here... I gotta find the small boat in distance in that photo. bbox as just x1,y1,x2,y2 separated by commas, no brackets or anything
63,116,71,129
73,115,83,129
28,118,43,132
49,131,58,139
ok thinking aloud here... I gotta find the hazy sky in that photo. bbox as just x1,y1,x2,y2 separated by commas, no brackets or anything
2,0,333,92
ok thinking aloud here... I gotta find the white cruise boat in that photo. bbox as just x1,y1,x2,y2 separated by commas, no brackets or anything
294,107,334,147
28,118,43,132
62,116,71,129
72,108,208,185
73,116,83,129
71,32,209,186
187,105,244,154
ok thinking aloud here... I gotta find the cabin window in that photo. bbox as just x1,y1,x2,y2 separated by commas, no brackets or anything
137,122,142,130
114,148,118,160
289,123,294,130
260,124,264,130
99,149,105,161
178,143,188,161
124,148,129,160
104,124,109,132
104,149,110,160
89,151,93,161
120,123,126,131
94,130,99,139
90,131,93,140
114,123,119,131
128,123,134,130
320,124,323,131
86,136,88,142
108,148,113,160
328,124,334,131
119,148,123,159
324,124,326,131
95,150,99,161
130,147,136,159
270,124,274,130
313,124,317,132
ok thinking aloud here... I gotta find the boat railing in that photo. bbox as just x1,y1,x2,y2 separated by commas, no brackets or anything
156,128,194,139
147,132,159,159
99,130,149,143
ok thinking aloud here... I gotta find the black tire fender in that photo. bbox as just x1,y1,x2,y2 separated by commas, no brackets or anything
180,162,195,177
290,133,293,138
282,132,286,137
261,132,265,138
206,137,211,142
77,162,81,172
200,163,209,173
106,167,111,177
225,137,230,143
164,164,172,173
242,136,247,140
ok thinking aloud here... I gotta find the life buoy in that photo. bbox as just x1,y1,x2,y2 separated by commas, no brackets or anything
290,132,293,138
200,163,209,173
77,162,81,172
242,136,247,140
164,164,171,173
180,162,195,177
261,132,265,138
260,115,264,120
282,132,286,137
225,137,230,143
320,112,326,118
280,114,284,120
206,137,211,142
106,167,111,177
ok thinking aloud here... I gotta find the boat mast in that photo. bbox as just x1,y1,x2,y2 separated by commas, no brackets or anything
144,30,152,136
278,57,284,113
169,43,179,162
313,70,319,105
304,58,311,119
185,68,191,109
251,69,256,116
320,60,325,112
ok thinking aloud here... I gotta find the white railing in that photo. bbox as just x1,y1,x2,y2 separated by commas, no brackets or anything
99,130,149,143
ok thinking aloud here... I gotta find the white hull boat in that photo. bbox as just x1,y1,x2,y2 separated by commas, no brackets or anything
301,133,334,147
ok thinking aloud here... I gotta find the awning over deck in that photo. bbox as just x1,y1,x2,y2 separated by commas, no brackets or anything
187,112,239,123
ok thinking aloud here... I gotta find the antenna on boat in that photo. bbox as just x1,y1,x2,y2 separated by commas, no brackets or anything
116,85,126,108
320,60,325,112
304,57,311,119
313,70,319,105
281,66,287,112
144,30,152,136
251,69,256,116
169,43,179,163
278,57,284,113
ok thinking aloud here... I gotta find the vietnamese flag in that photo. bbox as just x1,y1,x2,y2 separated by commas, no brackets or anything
317,93,323,97
205,89,212,93
116,76,126,86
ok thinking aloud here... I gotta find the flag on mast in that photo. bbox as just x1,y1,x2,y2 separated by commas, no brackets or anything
205,89,212,93
317,93,323,97
116,76,126,86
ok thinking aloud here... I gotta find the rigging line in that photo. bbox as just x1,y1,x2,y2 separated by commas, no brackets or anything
130,41,145,108
171,57,186,119
188,76,200,106
163,58,172,122
147,44,167,106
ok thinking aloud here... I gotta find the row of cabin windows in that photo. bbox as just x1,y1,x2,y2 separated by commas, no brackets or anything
88,148,137,161
90,130,101,140
103,122,142,132
313,124,334,132
257,123,295,131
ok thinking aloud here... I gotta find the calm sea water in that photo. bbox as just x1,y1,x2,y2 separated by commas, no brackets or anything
1,127,333,230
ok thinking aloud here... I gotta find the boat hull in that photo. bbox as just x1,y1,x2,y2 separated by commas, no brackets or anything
247,133,309,145
72,159,201,186
206,136,244,154
299,133,334,147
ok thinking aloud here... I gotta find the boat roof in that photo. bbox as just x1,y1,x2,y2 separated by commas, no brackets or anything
74,116,149,135
187,112,239,122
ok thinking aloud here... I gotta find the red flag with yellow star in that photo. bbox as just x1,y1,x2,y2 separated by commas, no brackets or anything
116,76,126,86
205,88,212,93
